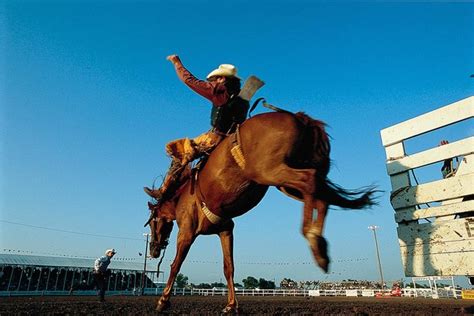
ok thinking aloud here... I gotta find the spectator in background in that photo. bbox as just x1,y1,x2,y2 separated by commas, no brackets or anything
93,248,116,302
439,140,457,178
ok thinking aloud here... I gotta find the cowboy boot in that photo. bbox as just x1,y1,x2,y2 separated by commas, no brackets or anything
144,160,183,199
144,175,173,199
143,186,163,199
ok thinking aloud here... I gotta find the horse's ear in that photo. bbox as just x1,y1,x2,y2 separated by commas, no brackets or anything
147,202,155,210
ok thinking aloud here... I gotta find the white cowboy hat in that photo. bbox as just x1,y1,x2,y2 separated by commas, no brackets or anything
207,64,240,79
105,248,117,255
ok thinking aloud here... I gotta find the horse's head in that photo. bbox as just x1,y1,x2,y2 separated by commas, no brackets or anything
149,216,174,258
145,202,175,258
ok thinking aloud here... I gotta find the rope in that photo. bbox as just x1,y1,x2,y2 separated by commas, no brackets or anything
262,101,292,114
156,247,167,276
409,169,431,210
248,97,265,117
409,169,432,222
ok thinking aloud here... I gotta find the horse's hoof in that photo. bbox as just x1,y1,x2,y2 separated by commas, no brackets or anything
316,256,330,273
156,300,171,312
221,305,239,315
308,235,330,272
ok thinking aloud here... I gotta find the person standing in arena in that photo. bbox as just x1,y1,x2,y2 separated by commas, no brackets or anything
93,248,116,302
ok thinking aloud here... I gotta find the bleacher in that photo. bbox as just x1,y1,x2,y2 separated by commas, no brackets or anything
0,253,158,295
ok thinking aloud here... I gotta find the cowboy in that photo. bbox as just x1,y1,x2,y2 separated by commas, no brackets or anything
144,55,247,201
439,140,456,178
93,248,116,302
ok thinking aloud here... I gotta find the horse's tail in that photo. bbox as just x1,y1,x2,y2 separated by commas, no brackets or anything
317,179,377,209
291,112,378,209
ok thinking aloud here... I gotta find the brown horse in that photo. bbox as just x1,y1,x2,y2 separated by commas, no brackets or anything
146,111,375,313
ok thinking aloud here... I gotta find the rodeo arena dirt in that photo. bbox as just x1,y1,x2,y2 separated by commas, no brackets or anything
1,290,474,315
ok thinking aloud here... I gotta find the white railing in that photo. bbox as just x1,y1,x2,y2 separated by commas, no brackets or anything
0,289,140,297
0,287,463,299
401,288,462,299
189,287,463,299
192,288,310,297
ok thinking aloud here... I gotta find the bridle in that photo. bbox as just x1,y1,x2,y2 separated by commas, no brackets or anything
145,202,172,256
144,201,157,227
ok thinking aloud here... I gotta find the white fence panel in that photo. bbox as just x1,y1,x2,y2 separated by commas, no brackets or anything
361,290,375,297
381,96,474,147
308,290,320,296
380,96,474,277
345,289,358,297
391,174,474,209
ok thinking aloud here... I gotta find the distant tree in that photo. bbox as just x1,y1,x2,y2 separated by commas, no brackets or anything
280,278,297,289
258,278,275,289
211,282,226,288
234,283,243,288
193,283,212,289
175,273,188,288
242,276,259,289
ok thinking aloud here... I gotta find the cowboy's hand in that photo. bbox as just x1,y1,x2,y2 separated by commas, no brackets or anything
166,54,180,64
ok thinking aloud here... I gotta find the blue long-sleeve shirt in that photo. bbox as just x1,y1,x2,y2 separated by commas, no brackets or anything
94,255,111,273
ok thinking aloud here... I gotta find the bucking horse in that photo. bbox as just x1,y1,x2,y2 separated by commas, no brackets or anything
145,110,376,313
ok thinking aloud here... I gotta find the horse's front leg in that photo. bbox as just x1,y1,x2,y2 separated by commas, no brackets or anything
303,198,329,272
218,222,238,315
156,231,195,312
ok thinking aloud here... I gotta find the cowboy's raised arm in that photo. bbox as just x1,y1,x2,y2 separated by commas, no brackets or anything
167,55,227,106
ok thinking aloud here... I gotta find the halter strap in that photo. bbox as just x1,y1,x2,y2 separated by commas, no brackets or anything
195,171,226,225
201,202,223,225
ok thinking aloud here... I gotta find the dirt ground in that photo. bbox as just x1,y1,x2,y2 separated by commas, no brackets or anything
1,295,473,315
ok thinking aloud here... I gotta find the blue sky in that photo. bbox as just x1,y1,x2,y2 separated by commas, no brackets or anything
1,1,473,286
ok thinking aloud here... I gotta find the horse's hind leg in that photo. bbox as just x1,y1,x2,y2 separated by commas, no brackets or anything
251,165,316,197
303,199,330,272
251,165,331,271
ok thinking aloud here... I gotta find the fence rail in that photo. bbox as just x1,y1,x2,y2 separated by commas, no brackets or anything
1,287,463,299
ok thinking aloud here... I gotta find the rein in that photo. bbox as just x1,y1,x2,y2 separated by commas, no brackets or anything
248,97,265,117
144,202,158,227
262,101,292,114
156,246,167,274
248,98,292,117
